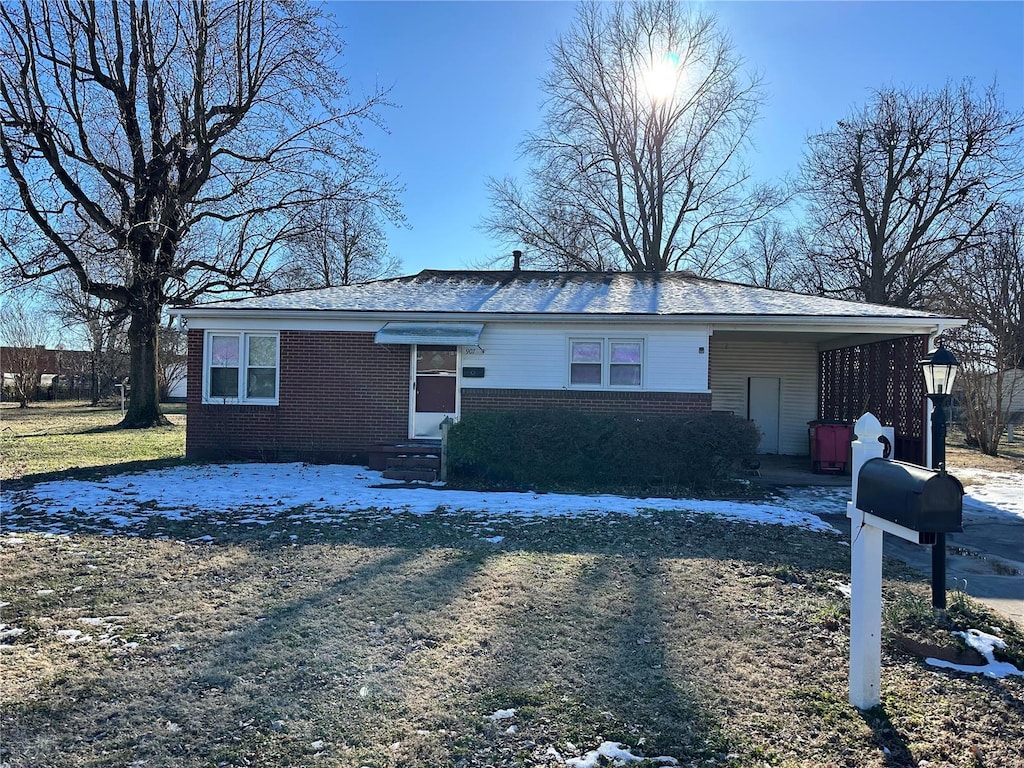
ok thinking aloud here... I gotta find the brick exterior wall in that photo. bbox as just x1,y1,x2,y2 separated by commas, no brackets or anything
185,329,714,464
461,387,712,416
186,329,409,463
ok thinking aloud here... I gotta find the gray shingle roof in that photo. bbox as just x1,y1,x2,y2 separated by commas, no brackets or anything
183,270,953,319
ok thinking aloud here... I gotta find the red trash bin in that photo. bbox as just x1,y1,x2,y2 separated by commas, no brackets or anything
808,421,851,474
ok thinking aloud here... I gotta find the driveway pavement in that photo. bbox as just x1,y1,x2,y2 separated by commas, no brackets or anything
818,510,1024,626
754,455,1023,625
774,489,1024,626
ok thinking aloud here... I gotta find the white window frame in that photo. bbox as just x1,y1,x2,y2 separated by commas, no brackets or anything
568,337,644,389
203,331,280,405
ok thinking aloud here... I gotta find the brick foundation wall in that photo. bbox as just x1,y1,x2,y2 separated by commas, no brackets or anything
461,387,712,416
186,329,409,463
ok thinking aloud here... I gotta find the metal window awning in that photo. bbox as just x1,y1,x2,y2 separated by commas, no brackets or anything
374,322,484,346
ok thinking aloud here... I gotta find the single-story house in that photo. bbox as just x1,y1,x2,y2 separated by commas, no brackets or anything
170,270,966,465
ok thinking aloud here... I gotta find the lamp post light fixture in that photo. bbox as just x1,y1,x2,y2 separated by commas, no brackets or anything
919,341,959,613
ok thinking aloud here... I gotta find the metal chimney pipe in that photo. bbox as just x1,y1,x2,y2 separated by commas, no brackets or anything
512,250,522,272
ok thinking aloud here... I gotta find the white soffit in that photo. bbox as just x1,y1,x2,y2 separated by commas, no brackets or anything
374,322,485,346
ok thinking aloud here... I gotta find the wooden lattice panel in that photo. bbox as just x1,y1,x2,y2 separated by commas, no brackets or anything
819,336,928,463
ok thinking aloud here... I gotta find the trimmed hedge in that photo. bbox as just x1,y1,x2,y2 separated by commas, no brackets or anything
446,409,760,495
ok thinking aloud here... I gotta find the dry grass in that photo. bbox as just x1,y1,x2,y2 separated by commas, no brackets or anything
0,401,185,481
946,427,1024,474
2,409,1022,766
1,509,1021,768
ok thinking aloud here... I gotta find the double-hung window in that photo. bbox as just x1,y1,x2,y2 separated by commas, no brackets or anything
204,332,279,404
569,338,643,388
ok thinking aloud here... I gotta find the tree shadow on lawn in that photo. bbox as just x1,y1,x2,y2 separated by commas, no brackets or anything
3,510,1020,768
2,545,494,767
481,552,732,759
3,489,930,587
2,457,193,492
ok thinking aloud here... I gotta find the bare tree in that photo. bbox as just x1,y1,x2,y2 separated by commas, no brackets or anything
800,81,1024,308
483,0,780,273
0,298,52,407
0,1,397,427
942,207,1024,455
45,271,129,404
273,194,402,289
719,218,801,289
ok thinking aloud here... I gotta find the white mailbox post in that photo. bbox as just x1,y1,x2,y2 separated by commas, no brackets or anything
847,413,932,710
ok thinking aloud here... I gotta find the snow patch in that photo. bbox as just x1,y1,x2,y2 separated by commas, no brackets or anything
55,628,92,644
566,742,643,767
926,628,1024,679
0,623,26,641
3,463,840,534
831,580,852,599
485,708,516,721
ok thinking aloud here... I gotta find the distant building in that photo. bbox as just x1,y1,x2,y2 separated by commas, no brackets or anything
1,346,92,401
983,369,1024,425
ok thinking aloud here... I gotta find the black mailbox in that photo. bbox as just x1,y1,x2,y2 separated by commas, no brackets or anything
857,459,964,533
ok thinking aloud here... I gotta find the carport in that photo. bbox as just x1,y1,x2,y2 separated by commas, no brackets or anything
710,332,935,462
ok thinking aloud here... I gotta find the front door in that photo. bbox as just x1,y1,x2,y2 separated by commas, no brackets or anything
411,345,458,438
748,376,781,454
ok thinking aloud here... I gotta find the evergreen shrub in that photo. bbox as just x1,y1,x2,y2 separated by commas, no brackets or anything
446,409,760,495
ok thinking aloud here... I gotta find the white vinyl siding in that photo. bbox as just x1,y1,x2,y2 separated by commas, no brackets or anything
708,338,818,455
460,322,709,392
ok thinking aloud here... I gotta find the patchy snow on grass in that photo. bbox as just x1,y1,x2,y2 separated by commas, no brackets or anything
956,469,1024,521
485,708,516,721
0,623,26,642
926,628,1024,679
55,628,92,644
2,462,840,534
830,580,852,599
564,741,680,767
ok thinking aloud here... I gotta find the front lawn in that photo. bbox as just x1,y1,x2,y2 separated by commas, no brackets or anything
2,409,1022,766
1,503,1021,768
0,401,186,481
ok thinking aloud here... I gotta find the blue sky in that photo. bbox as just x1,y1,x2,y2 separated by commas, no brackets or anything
335,1,1024,274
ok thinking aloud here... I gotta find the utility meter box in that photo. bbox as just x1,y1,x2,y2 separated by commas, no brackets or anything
856,459,964,533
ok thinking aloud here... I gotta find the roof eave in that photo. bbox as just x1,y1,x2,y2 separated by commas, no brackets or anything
170,306,965,330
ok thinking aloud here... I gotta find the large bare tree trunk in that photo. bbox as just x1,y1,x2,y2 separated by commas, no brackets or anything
123,304,168,428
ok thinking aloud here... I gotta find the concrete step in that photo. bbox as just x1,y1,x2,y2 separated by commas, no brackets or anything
386,456,441,471
367,442,441,471
381,468,438,482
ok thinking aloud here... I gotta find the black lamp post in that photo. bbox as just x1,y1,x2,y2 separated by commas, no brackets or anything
919,341,959,612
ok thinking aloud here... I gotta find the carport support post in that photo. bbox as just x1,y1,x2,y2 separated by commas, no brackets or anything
848,413,886,710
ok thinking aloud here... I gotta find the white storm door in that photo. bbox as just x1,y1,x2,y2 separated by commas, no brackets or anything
410,345,458,439
748,376,781,454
